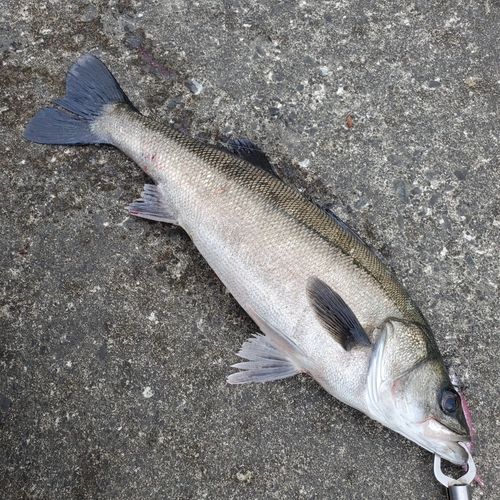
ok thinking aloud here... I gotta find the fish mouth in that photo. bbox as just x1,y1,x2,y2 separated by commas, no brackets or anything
421,417,470,465
385,416,470,466
436,441,469,466
424,416,470,441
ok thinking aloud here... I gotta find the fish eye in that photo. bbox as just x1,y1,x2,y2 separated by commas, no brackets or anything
440,389,461,414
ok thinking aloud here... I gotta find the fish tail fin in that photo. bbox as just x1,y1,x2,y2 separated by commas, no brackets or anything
23,53,135,145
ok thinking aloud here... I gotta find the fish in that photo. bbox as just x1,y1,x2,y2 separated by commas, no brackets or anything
24,53,471,466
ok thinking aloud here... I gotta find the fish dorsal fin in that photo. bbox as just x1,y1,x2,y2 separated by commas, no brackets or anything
320,207,369,249
228,138,280,178
307,276,371,351
230,138,374,253
228,140,364,242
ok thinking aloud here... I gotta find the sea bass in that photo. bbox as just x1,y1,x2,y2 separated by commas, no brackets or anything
24,53,470,465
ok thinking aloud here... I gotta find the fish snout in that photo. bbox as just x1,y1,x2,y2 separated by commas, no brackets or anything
422,417,470,465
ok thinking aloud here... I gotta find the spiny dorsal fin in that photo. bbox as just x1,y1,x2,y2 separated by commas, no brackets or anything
307,276,371,351
320,207,369,249
229,139,372,252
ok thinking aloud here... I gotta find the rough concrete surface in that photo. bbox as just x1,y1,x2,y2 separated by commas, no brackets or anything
1,1,499,498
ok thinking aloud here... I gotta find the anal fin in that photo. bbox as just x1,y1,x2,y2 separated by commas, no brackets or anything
126,184,179,224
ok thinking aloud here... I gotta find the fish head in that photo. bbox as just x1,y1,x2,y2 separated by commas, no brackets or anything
366,319,470,465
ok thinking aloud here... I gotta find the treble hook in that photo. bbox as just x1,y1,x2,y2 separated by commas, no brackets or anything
434,442,476,500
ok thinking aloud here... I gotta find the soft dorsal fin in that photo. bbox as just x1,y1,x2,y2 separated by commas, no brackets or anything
230,139,378,261
228,138,279,178
230,139,374,252
307,277,371,351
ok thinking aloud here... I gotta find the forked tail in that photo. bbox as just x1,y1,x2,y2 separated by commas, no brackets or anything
23,53,135,145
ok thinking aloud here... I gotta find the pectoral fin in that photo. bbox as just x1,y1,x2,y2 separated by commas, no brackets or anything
227,307,306,384
126,184,179,224
307,276,371,351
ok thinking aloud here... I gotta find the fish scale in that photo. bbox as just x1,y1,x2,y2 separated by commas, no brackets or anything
23,52,471,467
97,103,413,329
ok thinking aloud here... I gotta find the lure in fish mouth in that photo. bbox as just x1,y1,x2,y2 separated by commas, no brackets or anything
23,53,472,467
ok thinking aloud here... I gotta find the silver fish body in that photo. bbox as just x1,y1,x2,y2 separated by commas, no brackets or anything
24,53,471,465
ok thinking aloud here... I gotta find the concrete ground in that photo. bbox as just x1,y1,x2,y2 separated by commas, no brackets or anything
1,1,499,498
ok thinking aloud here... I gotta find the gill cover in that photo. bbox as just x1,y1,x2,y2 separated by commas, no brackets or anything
366,319,470,465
